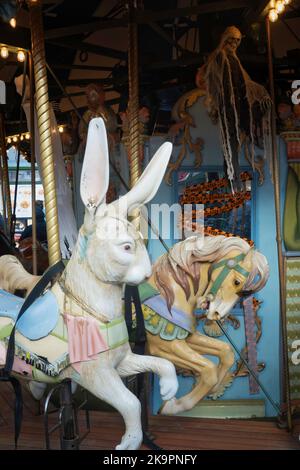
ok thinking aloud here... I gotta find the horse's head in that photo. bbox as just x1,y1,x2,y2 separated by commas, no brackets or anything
197,242,269,320
79,117,172,285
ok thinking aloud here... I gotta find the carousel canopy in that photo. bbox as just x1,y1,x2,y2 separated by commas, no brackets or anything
0,0,300,136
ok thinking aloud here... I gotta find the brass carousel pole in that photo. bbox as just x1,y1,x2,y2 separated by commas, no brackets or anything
29,51,37,275
128,0,142,213
266,16,292,430
28,0,60,265
0,153,7,233
0,112,12,235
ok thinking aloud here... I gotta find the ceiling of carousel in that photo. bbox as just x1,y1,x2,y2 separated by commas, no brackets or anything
1,0,300,135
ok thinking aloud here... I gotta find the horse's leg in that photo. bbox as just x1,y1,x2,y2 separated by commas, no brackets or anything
78,363,143,450
152,339,218,415
116,352,178,401
186,331,235,396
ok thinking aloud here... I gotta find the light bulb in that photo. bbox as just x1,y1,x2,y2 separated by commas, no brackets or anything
25,133,30,140
283,0,291,4
276,1,285,13
13,136,18,142
58,125,64,133
20,135,24,141
17,50,25,63
269,8,279,21
0,46,9,59
9,18,16,28
7,137,12,144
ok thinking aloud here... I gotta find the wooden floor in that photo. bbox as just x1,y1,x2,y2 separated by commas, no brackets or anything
0,382,299,450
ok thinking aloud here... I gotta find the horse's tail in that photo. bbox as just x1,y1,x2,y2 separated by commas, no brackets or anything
0,254,41,296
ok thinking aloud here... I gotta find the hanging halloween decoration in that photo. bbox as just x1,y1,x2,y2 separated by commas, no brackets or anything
165,75,205,185
60,112,80,188
178,171,254,246
179,171,252,202
204,26,272,191
78,83,119,151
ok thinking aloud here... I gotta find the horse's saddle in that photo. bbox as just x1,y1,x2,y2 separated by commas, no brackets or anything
0,289,59,340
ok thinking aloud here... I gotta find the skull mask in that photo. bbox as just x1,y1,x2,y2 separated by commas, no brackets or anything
221,26,242,54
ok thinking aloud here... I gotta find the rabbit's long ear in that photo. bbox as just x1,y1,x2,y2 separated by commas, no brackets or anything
80,118,109,213
112,142,172,216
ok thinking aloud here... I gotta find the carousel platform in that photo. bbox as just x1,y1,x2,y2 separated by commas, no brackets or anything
0,382,299,450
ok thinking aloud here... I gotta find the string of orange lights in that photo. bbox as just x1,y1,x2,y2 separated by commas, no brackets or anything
5,125,66,146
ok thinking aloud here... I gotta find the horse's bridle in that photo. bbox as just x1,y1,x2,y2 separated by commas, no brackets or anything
207,252,250,300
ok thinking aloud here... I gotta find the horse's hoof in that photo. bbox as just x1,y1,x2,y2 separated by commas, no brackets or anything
208,372,234,400
159,397,180,415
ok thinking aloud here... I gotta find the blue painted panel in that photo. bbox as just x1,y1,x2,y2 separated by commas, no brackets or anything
148,97,286,417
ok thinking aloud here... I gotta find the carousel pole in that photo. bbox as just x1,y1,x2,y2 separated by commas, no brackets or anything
0,154,7,234
266,16,292,430
28,0,60,265
29,51,37,275
127,1,155,447
0,113,12,235
128,0,142,201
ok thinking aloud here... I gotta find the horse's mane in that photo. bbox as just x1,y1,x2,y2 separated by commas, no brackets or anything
153,235,269,311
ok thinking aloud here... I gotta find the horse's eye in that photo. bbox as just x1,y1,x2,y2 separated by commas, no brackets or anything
124,244,132,251
234,279,241,286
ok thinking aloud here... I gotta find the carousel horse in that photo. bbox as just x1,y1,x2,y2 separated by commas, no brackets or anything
0,228,48,278
139,235,269,414
0,227,270,416
0,117,178,450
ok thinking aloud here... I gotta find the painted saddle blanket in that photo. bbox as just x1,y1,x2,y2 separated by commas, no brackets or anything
0,288,69,380
0,288,129,381
138,282,195,341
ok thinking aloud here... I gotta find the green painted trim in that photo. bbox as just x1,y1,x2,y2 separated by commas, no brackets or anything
209,253,249,298
50,331,68,342
138,282,160,303
176,399,266,419
111,338,128,349
0,323,13,340
100,316,129,350
99,316,124,329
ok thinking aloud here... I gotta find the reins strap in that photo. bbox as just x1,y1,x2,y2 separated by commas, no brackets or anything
209,253,249,298
124,285,161,450
0,260,65,446
210,252,246,271
125,285,146,355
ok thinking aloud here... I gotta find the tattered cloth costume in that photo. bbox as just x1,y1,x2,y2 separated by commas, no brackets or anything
204,26,272,190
